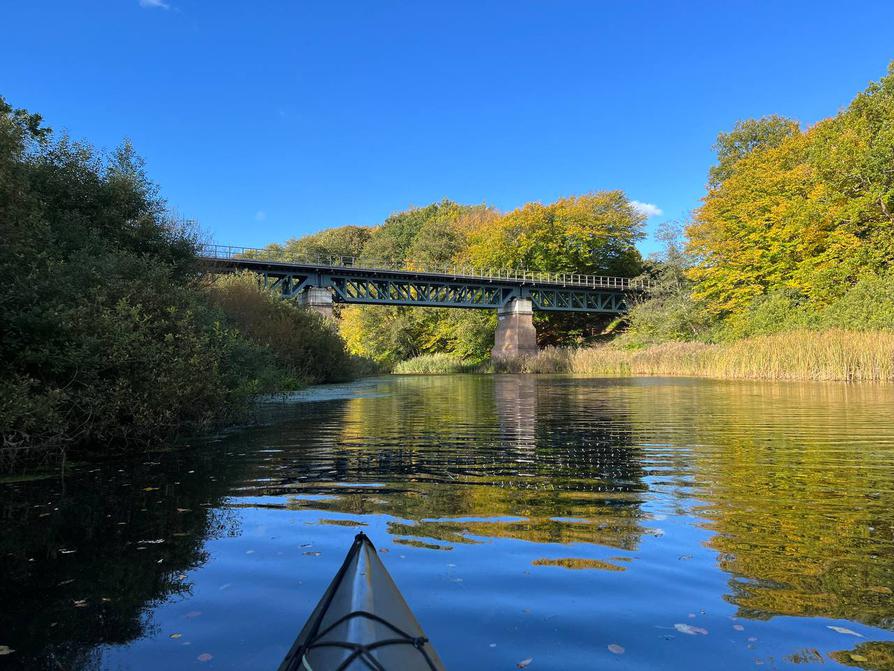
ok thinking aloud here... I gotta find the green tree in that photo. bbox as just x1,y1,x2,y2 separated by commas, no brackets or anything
0,95,358,459
276,225,371,261
708,114,800,186
623,222,714,345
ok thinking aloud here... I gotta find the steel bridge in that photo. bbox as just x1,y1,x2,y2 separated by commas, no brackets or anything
199,245,648,358
199,245,646,314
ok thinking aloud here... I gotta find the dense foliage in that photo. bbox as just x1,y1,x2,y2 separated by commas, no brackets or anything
626,62,894,346
0,97,355,461
206,273,355,384
258,194,645,367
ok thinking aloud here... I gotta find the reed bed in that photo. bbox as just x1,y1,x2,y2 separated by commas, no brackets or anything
492,330,894,382
392,353,480,375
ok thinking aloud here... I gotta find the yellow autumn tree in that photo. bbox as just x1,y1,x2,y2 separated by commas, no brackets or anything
688,62,894,317
466,192,644,276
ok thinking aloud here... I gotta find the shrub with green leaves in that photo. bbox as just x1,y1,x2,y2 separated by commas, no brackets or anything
0,96,357,461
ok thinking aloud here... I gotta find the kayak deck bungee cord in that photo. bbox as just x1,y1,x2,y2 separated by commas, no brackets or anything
278,532,446,671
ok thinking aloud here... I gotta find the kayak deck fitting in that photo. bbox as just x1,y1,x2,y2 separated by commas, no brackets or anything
278,532,446,671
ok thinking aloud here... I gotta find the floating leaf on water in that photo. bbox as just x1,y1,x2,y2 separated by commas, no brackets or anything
608,644,625,654
0,646,14,655
197,653,213,662
176,508,191,513
170,633,182,639
73,600,87,608
674,624,708,635
59,549,76,554
517,658,533,668
827,625,863,637
142,487,159,492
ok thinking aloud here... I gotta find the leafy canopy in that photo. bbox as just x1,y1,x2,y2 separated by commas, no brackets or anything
687,62,894,318
466,191,644,276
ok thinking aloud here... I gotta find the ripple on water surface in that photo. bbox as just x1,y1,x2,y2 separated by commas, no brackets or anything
1,375,893,670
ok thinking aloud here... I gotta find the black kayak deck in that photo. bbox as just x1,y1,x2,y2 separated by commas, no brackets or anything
278,532,446,671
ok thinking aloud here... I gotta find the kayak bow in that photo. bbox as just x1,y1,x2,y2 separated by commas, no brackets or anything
278,532,446,671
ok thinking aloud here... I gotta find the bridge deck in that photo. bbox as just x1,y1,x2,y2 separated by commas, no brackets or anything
200,245,644,313
199,244,648,292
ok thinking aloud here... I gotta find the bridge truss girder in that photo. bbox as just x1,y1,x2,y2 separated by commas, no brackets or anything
528,287,629,313
257,269,630,314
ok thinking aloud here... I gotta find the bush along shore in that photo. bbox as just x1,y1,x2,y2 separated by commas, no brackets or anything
0,98,370,469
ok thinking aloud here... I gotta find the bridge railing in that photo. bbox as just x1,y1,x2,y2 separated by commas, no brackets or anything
198,244,651,290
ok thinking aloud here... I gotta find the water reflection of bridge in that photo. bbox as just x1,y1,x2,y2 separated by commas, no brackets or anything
245,376,649,550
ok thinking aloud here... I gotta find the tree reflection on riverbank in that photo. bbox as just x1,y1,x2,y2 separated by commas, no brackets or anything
678,383,894,630
0,451,247,669
2,375,893,670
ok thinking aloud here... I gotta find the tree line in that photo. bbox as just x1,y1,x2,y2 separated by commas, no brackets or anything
256,193,646,366
4,60,892,457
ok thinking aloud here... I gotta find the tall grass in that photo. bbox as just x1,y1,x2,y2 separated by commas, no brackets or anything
393,353,480,375
492,330,894,382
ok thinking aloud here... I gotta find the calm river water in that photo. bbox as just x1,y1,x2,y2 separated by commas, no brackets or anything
2,375,894,670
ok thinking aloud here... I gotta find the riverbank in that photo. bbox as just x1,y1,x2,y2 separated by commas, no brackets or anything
395,330,894,382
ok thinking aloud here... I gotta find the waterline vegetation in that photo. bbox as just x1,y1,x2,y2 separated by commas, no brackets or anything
491,331,894,383
5,61,894,466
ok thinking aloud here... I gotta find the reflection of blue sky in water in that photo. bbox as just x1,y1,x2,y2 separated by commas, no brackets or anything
2,375,893,670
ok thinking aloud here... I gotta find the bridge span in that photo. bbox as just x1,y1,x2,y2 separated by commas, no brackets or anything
199,245,648,358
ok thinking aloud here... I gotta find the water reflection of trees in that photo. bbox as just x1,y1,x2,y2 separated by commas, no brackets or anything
630,381,894,630
251,375,647,551
0,451,246,670
0,375,644,668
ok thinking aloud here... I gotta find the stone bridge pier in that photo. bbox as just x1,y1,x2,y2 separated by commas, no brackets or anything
297,286,335,319
492,297,538,359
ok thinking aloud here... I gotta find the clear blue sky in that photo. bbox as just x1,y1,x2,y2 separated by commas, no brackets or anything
3,1,894,255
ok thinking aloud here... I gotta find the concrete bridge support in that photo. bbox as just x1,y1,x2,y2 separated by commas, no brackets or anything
492,298,538,359
297,286,335,319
